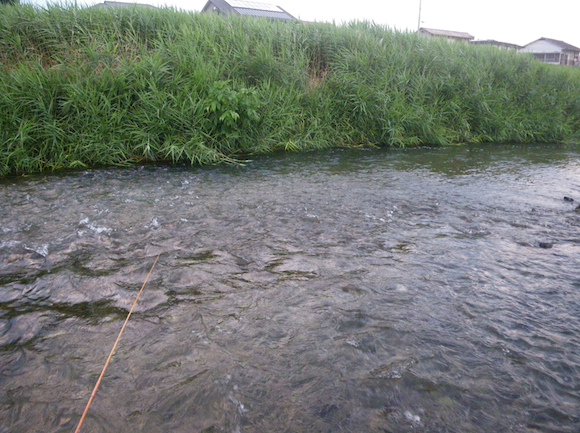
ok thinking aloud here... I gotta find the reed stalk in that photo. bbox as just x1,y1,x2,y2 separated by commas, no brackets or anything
74,254,160,433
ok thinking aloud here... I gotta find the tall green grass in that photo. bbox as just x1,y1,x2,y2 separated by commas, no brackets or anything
1,4,579,175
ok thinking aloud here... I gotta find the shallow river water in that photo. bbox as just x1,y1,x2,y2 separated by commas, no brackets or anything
1,144,580,433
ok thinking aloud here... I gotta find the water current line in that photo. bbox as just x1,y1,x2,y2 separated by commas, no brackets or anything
74,254,161,433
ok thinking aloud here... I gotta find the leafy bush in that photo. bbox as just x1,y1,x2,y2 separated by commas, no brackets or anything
204,81,261,138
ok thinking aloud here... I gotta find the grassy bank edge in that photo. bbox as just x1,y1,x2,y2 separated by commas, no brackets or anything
1,4,580,176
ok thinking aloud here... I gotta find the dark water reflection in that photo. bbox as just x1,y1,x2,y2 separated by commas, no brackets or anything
1,143,580,432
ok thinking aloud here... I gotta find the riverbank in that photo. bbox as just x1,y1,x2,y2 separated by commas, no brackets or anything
1,4,580,176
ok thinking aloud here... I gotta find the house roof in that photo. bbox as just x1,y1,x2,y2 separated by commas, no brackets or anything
525,37,580,52
471,39,523,49
202,0,296,21
90,1,158,8
419,27,474,40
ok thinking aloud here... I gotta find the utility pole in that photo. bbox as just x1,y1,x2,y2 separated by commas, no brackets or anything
417,0,422,31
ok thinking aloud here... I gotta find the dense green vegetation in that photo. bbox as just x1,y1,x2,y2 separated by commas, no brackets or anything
1,4,580,176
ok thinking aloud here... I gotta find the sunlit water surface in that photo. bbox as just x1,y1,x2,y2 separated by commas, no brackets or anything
1,144,580,433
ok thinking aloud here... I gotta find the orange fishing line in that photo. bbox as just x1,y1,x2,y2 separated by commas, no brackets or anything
74,254,161,433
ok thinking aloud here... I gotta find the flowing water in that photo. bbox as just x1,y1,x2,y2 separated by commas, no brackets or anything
1,144,580,433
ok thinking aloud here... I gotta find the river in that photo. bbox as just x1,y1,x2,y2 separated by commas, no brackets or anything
1,143,579,432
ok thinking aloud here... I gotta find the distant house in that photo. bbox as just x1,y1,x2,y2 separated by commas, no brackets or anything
419,27,474,43
520,37,580,66
90,1,158,8
201,0,296,21
470,40,522,51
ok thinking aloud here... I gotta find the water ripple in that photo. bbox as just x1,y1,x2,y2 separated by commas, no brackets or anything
1,144,579,432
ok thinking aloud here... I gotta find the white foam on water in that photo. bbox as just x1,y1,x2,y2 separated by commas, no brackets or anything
148,217,160,229
404,411,421,424
395,284,408,292
24,244,48,257
78,218,112,235
0,240,21,249
88,223,112,234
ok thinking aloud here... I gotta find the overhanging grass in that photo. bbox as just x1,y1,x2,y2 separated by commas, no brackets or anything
1,4,580,176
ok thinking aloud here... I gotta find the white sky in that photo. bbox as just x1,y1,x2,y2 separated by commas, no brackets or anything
25,0,580,48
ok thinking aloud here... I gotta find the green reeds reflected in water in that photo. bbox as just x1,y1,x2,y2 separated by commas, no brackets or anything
1,4,580,176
